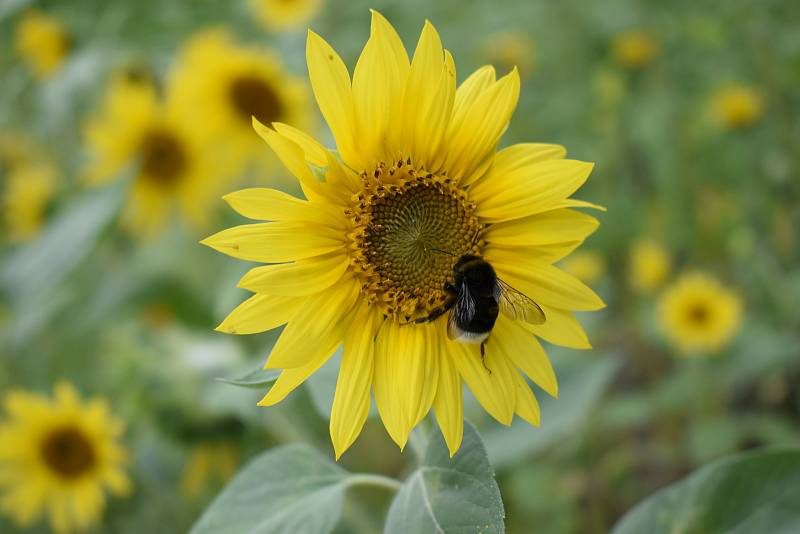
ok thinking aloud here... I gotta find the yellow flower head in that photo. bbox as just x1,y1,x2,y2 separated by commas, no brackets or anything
0,383,131,533
611,29,659,70
249,0,324,31
84,75,225,237
711,85,763,129
180,442,238,499
15,10,70,79
629,239,671,294
169,29,313,182
203,12,604,459
658,272,742,355
560,251,606,285
3,162,57,242
481,31,535,78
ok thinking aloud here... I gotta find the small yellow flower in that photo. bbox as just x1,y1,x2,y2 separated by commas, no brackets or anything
0,383,131,533
203,12,604,459
249,0,324,32
560,251,605,285
15,10,70,79
611,30,659,69
629,239,671,294
169,29,313,182
481,31,535,78
711,85,763,129
658,272,742,355
84,76,225,237
3,162,57,242
180,442,238,499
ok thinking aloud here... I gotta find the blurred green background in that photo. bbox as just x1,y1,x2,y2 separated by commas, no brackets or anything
1,0,799,532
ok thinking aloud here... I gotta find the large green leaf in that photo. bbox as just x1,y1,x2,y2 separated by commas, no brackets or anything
190,444,348,534
613,448,800,534
384,421,505,534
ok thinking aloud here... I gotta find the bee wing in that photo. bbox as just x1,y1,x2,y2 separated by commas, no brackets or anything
494,278,546,325
447,282,476,340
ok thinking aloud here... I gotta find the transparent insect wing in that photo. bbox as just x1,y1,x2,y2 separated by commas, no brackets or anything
494,278,546,324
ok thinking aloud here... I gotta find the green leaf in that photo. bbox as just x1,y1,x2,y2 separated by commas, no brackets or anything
613,448,800,534
384,421,505,534
216,368,280,389
483,352,620,468
190,444,348,534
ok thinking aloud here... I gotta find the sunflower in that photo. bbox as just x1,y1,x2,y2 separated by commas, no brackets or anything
0,383,131,533
611,29,659,70
179,442,238,499
629,238,671,294
710,85,763,129
481,31,535,78
249,0,324,32
15,10,70,79
3,162,57,242
658,272,742,355
169,29,313,183
203,12,604,458
560,250,606,285
84,75,223,237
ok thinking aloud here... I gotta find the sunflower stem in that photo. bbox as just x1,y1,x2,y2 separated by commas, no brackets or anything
345,473,403,492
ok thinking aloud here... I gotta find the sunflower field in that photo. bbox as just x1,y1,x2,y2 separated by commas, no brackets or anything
1,0,799,532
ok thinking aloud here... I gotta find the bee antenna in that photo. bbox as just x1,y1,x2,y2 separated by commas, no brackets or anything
425,246,457,257
470,228,481,248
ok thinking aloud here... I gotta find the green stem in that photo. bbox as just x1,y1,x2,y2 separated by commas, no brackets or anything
345,473,403,492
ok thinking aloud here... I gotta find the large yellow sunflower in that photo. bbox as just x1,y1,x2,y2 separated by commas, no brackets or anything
0,383,130,533
169,29,313,183
203,12,604,458
84,75,224,237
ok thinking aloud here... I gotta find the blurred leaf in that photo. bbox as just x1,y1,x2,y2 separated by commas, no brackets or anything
613,448,800,534
0,0,32,20
216,368,280,389
190,444,348,534
385,421,504,534
483,353,620,469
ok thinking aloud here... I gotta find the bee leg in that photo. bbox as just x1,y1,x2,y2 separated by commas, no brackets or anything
480,342,492,375
407,300,453,325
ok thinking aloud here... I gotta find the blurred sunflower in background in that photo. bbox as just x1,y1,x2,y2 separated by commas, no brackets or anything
481,31,535,79
170,29,313,184
611,29,660,70
0,383,130,533
203,11,604,458
3,162,57,243
710,84,763,129
84,75,225,237
658,272,742,354
560,250,606,285
629,238,671,294
14,9,71,79
248,0,324,32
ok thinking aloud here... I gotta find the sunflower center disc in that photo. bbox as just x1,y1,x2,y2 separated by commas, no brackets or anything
41,426,96,478
349,159,482,321
140,128,187,186
228,76,283,125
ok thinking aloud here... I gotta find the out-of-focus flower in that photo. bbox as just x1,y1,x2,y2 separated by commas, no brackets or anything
179,442,238,499
249,0,323,32
3,163,57,242
203,12,604,459
169,29,313,182
710,85,763,129
629,239,670,294
560,251,606,285
0,383,131,533
14,10,70,79
611,30,659,70
84,77,225,237
658,272,742,355
481,31,535,78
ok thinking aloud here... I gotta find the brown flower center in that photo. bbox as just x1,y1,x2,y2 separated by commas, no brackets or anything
228,75,283,126
348,159,482,321
140,128,187,186
41,426,96,479
688,303,710,325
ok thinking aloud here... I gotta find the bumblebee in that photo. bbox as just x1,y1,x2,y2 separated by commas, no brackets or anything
415,254,546,370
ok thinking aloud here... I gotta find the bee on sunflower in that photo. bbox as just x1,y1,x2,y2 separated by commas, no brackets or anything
203,11,605,458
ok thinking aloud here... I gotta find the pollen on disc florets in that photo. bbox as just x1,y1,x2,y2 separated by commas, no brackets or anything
346,157,483,322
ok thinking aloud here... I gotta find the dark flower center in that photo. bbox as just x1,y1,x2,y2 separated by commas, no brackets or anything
41,426,96,478
228,76,283,126
688,303,710,325
140,128,187,186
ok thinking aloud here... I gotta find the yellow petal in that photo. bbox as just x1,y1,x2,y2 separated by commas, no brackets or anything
493,315,558,397
373,321,408,448
238,252,350,296
330,303,378,459
395,322,439,431
493,260,606,311
215,294,301,334
474,159,595,222
266,279,359,369
484,209,599,247
201,221,343,263
433,334,464,457
513,373,541,427
257,338,341,407
449,341,516,425
223,188,346,229
272,123,328,167
523,305,592,349
443,68,520,183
